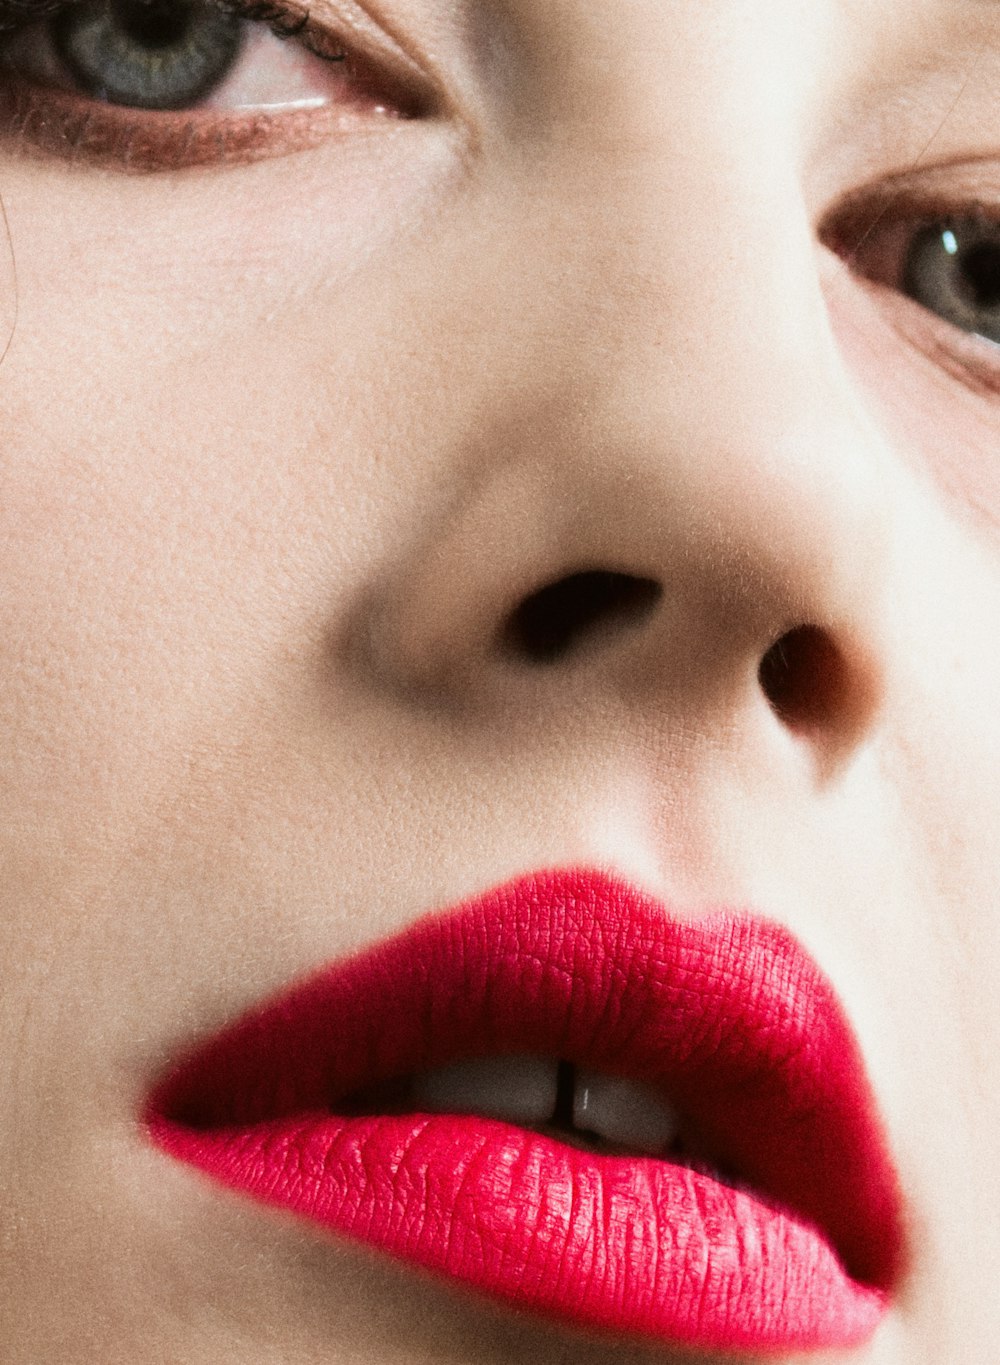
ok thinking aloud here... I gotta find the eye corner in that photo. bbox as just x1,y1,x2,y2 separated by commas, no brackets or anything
817,182,900,262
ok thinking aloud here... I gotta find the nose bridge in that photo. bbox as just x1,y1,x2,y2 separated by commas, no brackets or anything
515,0,836,372
489,75,884,635
539,65,821,423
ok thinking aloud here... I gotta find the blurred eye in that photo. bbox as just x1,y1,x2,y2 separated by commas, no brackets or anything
902,219,1000,346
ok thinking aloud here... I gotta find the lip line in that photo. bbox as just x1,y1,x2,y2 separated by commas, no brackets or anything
146,865,904,1351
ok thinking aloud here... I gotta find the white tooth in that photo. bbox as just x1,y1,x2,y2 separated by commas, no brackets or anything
412,1055,558,1126
572,1069,680,1155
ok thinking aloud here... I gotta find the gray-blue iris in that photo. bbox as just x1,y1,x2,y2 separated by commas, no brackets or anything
904,220,1000,345
53,0,242,110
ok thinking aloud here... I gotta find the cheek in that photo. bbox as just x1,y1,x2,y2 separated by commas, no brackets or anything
824,263,1000,1079
0,133,453,852
0,121,454,358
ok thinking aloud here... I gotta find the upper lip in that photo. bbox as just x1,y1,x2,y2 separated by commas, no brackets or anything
146,866,904,1350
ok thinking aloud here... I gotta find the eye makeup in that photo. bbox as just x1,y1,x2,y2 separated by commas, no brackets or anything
0,0,433,171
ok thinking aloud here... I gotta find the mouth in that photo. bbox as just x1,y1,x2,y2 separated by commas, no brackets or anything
144,867,904,1356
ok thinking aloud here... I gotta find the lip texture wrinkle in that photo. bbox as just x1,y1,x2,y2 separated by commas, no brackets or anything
146,867,904,1354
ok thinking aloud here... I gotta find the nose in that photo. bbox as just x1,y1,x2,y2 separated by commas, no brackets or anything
354,6,893,773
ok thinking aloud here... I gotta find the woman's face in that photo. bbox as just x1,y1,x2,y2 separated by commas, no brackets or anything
2,0,999,1360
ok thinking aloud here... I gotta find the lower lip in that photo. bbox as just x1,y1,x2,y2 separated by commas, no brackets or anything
151,1108,886,1353
146,869,899,1356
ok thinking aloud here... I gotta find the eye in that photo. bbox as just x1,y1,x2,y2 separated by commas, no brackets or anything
0,0,428,168
833,200,1000,350
49,0,245,111
1,0,354,113
900,218,1000,346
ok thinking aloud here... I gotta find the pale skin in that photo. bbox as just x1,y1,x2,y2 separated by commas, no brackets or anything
1,0,999,1360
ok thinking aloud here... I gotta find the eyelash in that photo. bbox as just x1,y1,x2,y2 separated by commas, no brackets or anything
0,0,418,170
207,0,348,66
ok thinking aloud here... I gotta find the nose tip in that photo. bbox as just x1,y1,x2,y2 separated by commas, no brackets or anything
350,409,888,775
491,562,880,761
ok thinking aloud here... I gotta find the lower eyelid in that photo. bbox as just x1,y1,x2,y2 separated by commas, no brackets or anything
0,77,400,171
849,268,1000,404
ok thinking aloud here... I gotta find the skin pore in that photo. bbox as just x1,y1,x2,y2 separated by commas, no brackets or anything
1,0,1000,1360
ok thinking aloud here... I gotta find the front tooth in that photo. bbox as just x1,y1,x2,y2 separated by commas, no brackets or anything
572,1068,680,1155
412,1055,558,1126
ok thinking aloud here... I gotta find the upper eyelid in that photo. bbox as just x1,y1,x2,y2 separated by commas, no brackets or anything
818,171,1000,275
825,157,1000,234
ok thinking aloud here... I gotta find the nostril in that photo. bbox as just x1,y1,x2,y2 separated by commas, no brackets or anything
502,570,663,665
758,624,850,731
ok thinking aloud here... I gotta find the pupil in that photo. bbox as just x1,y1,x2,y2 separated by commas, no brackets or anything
112,0,191,48
958,240,1000,311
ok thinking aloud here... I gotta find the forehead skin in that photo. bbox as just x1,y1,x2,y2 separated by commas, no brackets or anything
0,1,999,1363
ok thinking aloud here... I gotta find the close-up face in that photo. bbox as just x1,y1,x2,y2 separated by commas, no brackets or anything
2,0,1000,1361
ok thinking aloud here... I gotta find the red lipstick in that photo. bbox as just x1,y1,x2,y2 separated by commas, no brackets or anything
145,868,903,1354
